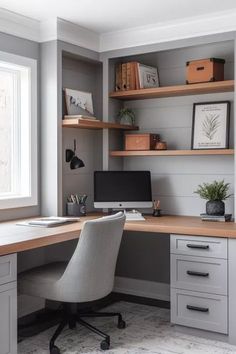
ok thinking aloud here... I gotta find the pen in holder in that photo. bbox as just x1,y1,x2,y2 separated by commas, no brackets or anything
66,194,87,216
153,200,162,217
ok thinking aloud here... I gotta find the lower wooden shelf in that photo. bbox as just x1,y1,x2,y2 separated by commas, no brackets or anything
110,149,234,157
62,118,139,130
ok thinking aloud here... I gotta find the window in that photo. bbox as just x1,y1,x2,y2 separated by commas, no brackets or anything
0,51,37,209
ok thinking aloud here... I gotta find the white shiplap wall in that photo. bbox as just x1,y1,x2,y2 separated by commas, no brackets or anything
122,42,234,216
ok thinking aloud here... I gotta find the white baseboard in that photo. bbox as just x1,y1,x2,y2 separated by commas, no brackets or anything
114,276,170,302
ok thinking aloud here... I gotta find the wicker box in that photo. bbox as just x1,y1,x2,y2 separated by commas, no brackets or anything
186,58,225,84
125,134,159,150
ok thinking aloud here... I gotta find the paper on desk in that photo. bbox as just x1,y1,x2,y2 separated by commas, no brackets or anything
16,216,80,228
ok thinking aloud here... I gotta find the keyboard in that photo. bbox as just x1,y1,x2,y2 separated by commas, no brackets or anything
125,210,145,221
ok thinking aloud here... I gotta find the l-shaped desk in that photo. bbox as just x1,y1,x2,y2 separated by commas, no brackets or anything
1,214,236,354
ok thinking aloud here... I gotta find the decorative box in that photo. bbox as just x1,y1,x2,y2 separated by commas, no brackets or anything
186,58,225,84
125,133,159,150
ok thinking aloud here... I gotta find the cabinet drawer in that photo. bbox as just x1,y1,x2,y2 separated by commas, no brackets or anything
171,234,227,259
171,255,227,295
171,288,227,334
0,254,17,286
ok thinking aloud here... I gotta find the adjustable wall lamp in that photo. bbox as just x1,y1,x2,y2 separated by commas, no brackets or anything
66,139,85,169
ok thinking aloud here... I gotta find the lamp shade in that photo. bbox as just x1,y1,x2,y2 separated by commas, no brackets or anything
70,155,85,169
66,139,85,169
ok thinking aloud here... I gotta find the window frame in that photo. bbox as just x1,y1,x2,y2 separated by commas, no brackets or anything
0,51,37,209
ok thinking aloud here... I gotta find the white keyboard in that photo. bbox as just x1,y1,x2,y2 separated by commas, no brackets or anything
125,210,145,221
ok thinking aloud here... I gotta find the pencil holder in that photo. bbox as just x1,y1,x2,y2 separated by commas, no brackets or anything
153,209,162,217
66,202,86,216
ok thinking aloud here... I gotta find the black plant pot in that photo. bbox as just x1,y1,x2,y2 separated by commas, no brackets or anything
206,200,225,216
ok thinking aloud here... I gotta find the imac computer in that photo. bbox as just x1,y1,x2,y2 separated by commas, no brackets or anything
94,171,152,220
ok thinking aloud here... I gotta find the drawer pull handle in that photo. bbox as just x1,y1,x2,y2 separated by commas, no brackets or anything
186,244,209,250
197,66,205,71
186,305,209,313
187,271,209,277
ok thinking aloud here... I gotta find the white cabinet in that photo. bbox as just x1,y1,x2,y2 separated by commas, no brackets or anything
171,234,228,334
0,255,17,354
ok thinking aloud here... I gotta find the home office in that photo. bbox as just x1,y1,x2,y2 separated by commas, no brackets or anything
1,1,236,354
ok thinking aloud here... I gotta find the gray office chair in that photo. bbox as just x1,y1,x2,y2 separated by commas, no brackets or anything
19,212,126,354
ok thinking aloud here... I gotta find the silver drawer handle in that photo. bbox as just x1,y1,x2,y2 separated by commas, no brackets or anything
187,270,209,277
187,244,209,250
187,305,209,313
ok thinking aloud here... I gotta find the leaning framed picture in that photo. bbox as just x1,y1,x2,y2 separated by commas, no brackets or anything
191,101,230,150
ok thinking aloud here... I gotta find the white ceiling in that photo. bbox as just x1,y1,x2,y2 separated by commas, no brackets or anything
1,0,236,34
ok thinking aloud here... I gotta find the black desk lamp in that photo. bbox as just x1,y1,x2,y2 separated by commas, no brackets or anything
66,139,85,169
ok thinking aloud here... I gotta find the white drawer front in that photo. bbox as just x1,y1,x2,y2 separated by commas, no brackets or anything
171,234,227,259
171,288,227,334
171,255,227,295
0,254,17,286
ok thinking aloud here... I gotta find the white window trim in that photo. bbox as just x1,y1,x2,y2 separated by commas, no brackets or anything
0,51,37,209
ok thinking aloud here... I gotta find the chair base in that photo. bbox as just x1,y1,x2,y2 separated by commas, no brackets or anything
49,305,126,353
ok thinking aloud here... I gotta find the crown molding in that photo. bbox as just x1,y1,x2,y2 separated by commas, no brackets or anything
0,8,236,52
0,7,40,42
40,19,57,42
56,18,100,52
100,9,236,52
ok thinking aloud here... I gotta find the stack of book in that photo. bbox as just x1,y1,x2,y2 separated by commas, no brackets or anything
200,213,232,222
64,115,100,122
115,62,159,91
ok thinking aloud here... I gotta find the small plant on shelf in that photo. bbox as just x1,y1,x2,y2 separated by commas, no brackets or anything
194,180,232,215
117,108,135,125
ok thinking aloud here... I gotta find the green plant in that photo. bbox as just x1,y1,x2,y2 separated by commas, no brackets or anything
194,180,232,201
117,108,135,124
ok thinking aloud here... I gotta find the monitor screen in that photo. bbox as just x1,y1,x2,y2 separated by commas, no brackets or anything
94,171,152,209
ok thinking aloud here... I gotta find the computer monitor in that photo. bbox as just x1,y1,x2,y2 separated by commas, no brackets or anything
94,171,152,209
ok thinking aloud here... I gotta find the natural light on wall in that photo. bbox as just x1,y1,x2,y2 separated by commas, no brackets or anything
0,51,37,209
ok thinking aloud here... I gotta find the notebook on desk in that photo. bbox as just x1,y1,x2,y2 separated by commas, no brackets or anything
17,216,80,228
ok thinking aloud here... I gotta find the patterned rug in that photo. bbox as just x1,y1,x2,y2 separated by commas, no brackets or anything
18,301,236,354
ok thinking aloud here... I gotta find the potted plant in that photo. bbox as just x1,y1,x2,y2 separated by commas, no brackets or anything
194,180,232,215
117,108,135,125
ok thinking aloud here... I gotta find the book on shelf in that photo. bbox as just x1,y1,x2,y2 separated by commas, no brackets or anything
64,115,97,121
115,61,159,91
115,63,122,91
200,213,232,222
121,63,127,90
134,62,140,90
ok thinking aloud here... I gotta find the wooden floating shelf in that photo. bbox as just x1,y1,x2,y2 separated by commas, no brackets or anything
62,118,139,130
109,80,234,100
110,149,234,157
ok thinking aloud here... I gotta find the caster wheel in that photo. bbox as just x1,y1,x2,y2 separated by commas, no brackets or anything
118,319,126,329
100,339,110,350
50,345,61,354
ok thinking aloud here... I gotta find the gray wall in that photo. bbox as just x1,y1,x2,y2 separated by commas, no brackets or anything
0,32,40,221
61,54,103,213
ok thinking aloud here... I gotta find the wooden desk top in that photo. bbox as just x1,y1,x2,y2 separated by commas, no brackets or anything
0,214,236,256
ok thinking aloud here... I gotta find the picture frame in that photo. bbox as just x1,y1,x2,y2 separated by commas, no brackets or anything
64,88,94,117
138,64,160,89
191,101,230,150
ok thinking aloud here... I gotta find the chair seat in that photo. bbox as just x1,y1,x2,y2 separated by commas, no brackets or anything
19,262,67,301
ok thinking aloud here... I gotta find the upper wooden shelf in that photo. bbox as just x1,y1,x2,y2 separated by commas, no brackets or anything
110,149,234,157
62,118,139,130
109,80,234,100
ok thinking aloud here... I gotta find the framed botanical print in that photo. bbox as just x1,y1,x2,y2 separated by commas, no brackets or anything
191,101,230,150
